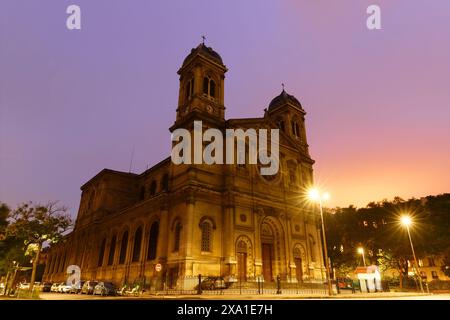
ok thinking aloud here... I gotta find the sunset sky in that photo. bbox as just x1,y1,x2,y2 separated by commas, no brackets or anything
1,0,449,217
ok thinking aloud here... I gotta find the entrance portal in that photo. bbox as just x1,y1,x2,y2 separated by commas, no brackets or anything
262,243,273,281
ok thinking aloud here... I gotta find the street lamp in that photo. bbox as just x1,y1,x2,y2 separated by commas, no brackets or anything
308,188,333,296
357,247,366,267
400,215,424,293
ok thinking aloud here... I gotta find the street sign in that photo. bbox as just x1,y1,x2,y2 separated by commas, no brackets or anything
155,263,162,272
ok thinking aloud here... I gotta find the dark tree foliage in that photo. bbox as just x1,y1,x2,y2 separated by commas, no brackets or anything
325,194,450,279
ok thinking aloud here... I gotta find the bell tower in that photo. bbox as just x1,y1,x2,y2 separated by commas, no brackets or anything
170,41,228,131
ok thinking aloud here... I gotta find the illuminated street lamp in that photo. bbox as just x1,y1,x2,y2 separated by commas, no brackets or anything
400,215,424,293
357,247,366,267
308,188,333,296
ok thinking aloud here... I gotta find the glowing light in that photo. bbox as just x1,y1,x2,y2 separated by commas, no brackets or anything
308,188,320,201
357,247,364,254
307,188,330,202
401,215,412,227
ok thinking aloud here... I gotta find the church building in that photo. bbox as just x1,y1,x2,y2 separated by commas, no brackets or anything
43,43,326,289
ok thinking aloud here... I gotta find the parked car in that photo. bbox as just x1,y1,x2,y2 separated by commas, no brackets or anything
69,281,85,294
41,282,53,292
93,282,117,296
81,281,98,295
198,276,228,290
50,283,61,292
58,283,73,293
18,283,30,290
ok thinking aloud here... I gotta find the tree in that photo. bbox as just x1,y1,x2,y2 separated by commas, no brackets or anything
5,202,72,290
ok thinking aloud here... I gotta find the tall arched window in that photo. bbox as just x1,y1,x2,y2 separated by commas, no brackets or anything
132,227,143,262
200,221,212,252
277,119,285,132
149,180,157,196
185,78,194,100
202,76,216,98
147,221,159,260
161,174,169,192
98,239,106,267
139,186,145,200
108,235,117,266
119,231,128,264
291,121,300,137
174,221,182,252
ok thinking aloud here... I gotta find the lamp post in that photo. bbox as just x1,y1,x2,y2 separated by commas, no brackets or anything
357,247,366,267
400,215,424,293
308,188,333,296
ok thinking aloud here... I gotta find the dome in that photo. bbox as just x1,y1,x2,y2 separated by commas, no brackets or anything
182,43,224,67
268,89,302,111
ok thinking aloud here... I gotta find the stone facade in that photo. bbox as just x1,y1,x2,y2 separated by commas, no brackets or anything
43,43,325,289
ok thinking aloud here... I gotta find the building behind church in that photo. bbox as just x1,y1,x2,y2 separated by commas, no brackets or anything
43,43,326,290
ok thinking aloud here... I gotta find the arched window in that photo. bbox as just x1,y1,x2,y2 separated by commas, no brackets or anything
291,121,300,137
174,222,182,252
149,180,157,196
209,79,215,97
202,76,216,98
147,221,159,260
132,226,143,262
108,235,117,266
200,221,212,252
161,174,169,192
139,186,145,200
98,238,106,267
203,77,209,95
59,252,66,272
185,78,194,100
277,119,285,132
119,231,128,264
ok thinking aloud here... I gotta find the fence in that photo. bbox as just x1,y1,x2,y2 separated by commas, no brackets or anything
142,275,330,296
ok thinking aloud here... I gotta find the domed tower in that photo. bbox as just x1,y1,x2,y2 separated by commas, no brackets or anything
170,42,228,131
267,88,309,153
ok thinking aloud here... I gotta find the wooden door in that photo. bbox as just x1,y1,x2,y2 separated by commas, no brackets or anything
238,253,247,282
294,257,303,283
262,243,273,281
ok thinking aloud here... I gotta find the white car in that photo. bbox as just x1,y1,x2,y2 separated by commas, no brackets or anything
58,283,72,293
51,282,62,292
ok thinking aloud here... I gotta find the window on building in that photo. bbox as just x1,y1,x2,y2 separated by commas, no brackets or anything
147,221,159,260
139,186,145,200
174,222,182,252
59,252,66,272
201,221,212,252
98,238,106,267
149,180,157,196
161,174,169,192
428,258,436,267
185,78,194,100
419,259,424,267
119,231,128,264
202,76,216,98
108,235,116,266
277,119,285,132
132,227,143,262
432,271,439,279
291,121,300,137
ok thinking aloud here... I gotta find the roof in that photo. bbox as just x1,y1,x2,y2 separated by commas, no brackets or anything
181,43,224,68
268,89,302,111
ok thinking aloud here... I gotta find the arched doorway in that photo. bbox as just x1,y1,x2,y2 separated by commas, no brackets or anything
237,240,247,282
293,247,303,283
261,222,274,281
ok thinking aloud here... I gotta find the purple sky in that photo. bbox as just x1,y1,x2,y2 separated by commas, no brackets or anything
1,0,449,217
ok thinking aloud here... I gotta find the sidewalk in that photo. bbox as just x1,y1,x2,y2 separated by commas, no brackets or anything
141,291,433,300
